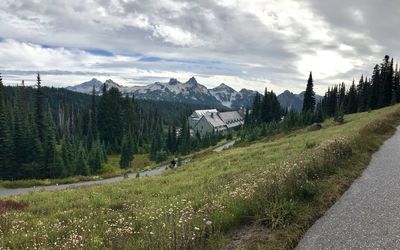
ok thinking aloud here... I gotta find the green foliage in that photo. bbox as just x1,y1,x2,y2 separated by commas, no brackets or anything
75,142,90,176
262,199,297,229
248,89,282,126
334,108,345,124
88,138,106,173
0,73,13,179
321,55,400,118
120,133,135,168
2,74,216,180
302,72,316,113
153,149,168,163
98,86,123,152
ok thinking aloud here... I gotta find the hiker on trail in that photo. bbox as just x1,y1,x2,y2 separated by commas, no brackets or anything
170,159,177,169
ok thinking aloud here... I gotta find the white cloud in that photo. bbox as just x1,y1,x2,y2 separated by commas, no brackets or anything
297,50,360,79
0,0,398,95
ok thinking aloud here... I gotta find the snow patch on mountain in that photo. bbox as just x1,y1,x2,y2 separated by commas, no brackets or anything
67,77,259,109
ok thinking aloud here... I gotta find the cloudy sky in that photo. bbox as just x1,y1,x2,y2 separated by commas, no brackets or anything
0,0,397,94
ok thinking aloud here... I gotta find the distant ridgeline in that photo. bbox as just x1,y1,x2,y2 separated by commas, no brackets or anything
66,77,325,113
0,76,229,180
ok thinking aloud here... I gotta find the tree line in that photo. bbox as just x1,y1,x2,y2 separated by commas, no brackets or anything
320,55,400,117
0,73,228,180
242,55,400,141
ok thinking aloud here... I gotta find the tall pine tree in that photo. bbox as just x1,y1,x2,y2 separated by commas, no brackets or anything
0,73,14,179
302,72,316,113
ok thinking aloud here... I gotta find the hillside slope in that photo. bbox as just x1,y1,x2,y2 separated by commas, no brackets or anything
1,105,400,249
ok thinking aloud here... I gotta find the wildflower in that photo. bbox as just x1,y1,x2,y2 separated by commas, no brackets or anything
205,220,212,225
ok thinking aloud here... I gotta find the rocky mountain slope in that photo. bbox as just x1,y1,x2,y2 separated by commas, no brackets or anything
68,77,257,109
67,77,320,111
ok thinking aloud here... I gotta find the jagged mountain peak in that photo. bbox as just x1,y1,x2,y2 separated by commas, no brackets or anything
282,89,294,95
186,77,198,85
104,79,122,88
213,83,236,93
67,77,259,109
168,78,179,85
239,88,257,94
80,78,103,87
89,78,101,83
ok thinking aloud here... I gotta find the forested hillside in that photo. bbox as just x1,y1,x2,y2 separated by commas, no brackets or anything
0,75,224,180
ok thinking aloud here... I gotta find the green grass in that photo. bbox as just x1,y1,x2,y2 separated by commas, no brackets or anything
1,105,400,249
0,154,160,189
0,138,230,189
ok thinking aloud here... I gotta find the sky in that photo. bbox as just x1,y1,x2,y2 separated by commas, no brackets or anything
0,0,398,94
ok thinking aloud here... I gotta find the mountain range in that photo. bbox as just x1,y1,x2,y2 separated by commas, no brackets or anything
67,77,322,111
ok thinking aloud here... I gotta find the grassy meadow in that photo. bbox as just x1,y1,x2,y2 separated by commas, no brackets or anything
1,105,400,249
0,154,160,189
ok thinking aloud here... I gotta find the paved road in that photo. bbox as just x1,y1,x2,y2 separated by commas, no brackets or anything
213,139,237,152
0,140,237,198
296,126,400,249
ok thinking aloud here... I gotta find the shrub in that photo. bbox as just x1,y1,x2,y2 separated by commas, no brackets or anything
305,141,317,149
0,200,28,212
154,150,168,163
334,110,345,124
262,199,297,229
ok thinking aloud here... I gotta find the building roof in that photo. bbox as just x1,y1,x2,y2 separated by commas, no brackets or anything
202,112,226,128
192,109,244,131
218,111,243,122
191,109,218,118
219,111,244,128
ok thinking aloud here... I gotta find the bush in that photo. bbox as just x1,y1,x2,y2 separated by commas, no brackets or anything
262,199,297,229
305,140,317,149
334,110,345,124
154,150,168,163
226,132,233,140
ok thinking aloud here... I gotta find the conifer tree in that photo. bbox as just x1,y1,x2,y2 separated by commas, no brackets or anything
87,86,98,147
357,75,370,112
346,81,358,114
382,56,394,106
171,125,177,153
302,72,316,113
370,64,381,109
97,87,123,152
41,109,59,178
61,134,74,177
34,73,46,144
338,83,346,108
261,88,271,122
394,65,400,103
120,133,135,169
0,73,13,179
75,142,89,176
178,117,191,155
13,84,33,166
269,90,282,121
251,93,262,124
88,137,105,173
